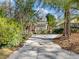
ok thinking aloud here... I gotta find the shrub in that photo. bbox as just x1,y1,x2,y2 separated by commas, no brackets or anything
0,17,23,48
46,14,56,34
53,28,64,34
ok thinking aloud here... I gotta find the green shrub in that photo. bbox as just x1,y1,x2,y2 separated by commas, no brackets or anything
53,28,64,34
0,17,23,47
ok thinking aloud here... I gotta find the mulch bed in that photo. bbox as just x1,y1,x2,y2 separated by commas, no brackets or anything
53,33,79,54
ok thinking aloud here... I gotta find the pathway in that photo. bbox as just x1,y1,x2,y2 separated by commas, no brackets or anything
7,34,79,59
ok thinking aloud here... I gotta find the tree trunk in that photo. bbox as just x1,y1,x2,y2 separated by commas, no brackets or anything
64,9,71,39
47,26,52,34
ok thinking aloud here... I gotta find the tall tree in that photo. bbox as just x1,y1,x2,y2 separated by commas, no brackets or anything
0,0,14,17
46,14,56,33
45,0,79,39
14,0,35,35
15,0,35,20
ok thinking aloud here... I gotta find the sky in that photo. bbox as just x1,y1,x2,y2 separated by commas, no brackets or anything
32,0,64,19
0,0,5,4
0,0,5,2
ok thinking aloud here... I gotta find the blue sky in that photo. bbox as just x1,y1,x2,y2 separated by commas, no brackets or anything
0,0,5,4
0,0,15,6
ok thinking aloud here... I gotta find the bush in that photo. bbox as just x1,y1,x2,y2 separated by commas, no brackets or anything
0,17,23,48
53,28,64,34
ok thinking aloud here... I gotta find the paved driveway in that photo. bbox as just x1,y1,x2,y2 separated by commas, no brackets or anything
7,34,79,59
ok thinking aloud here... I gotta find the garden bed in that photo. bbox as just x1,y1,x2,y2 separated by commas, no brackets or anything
53,33,79,54
0,48,13,59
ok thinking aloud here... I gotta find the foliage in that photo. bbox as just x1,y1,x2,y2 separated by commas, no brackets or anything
44,0,76,38
0,7,5,17
53,28,64,34
0,17,23,47
15,0,35,19
14,0,35,38
46,14,56,33
47,14,56,27
45,0,78,10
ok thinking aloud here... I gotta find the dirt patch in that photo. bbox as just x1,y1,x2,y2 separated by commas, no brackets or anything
0,48,13,59
0,47,18,59
53,33,79,54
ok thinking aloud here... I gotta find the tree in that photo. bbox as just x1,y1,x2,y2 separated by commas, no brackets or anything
15,0,35,19
14,0,36,36
14,0,35,28
0,0,14,18
46,14,56,33
44,0,79,39
0,6,5,17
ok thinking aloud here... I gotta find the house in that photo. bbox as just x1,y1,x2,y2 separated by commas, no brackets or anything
35,16,48,33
